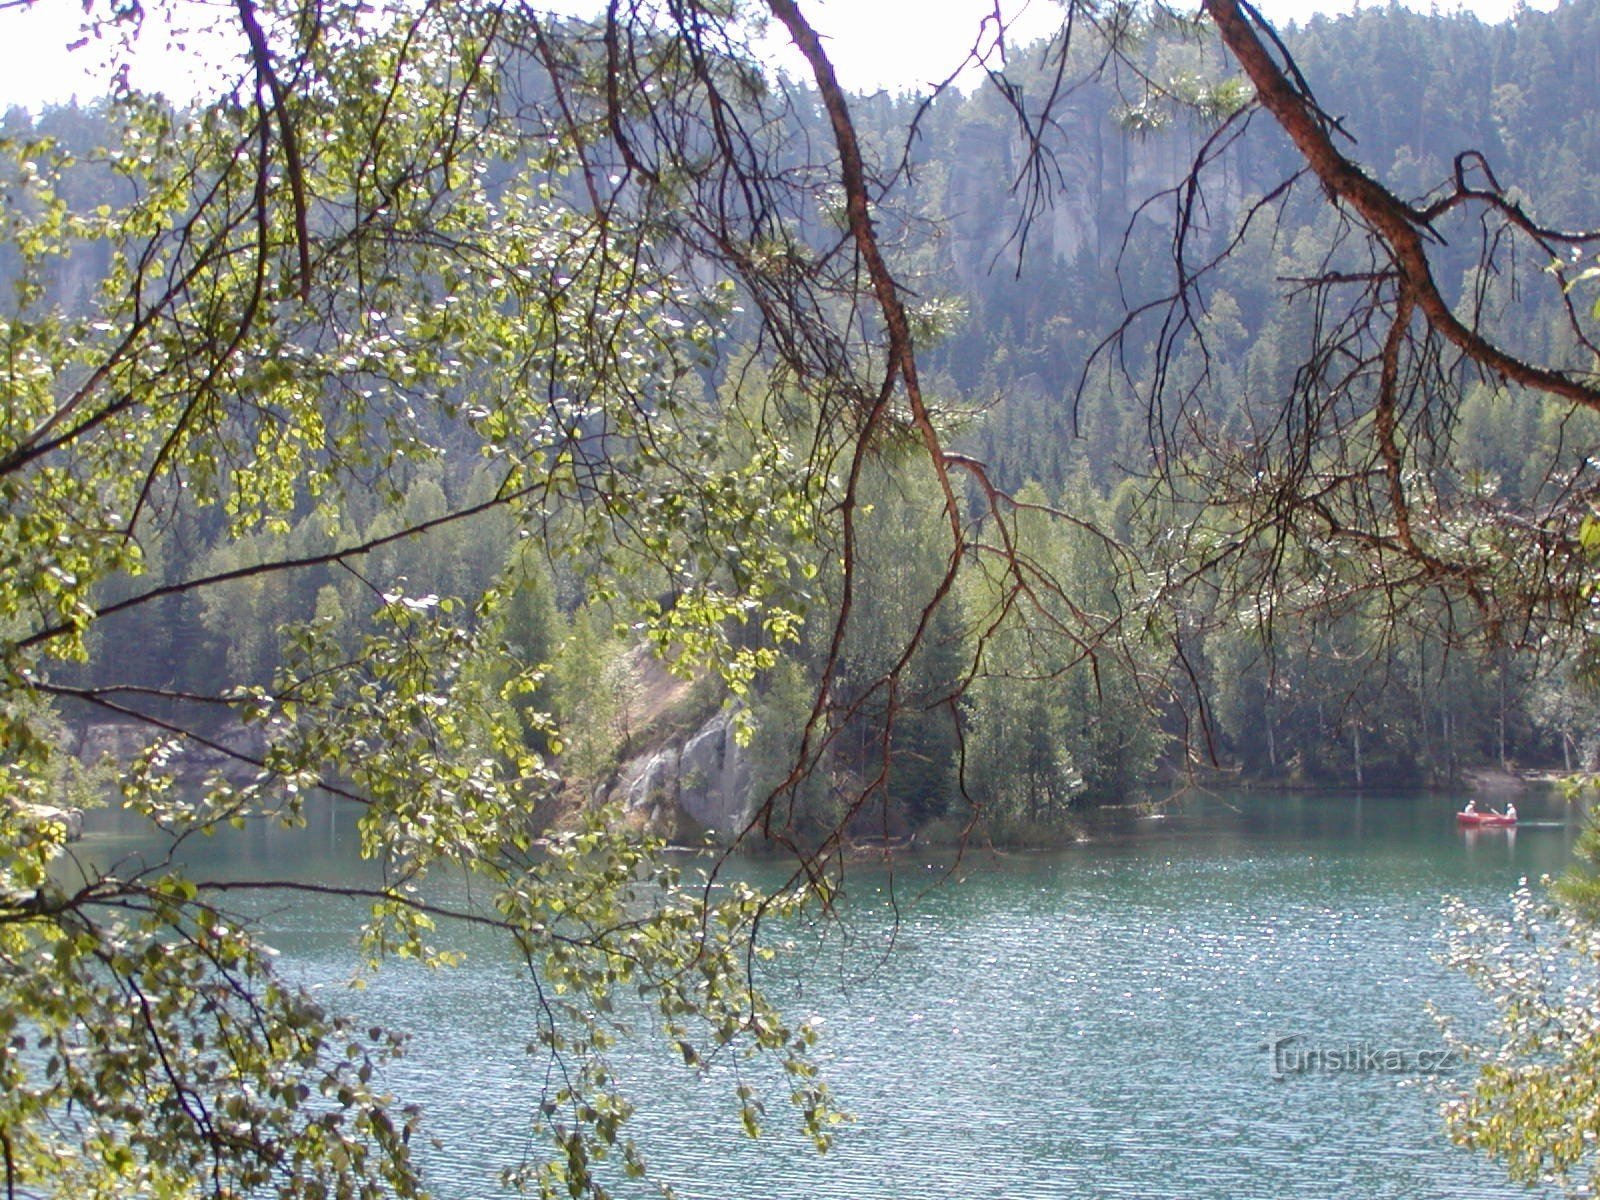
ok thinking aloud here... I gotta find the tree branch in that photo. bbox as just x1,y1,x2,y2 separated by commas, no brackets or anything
1205,0,1600,408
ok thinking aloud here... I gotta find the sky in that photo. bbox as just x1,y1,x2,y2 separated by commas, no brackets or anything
0,0,1560,110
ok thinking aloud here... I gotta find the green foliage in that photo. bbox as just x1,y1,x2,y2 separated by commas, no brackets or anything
960,488,1086,830
963,638,1085,830
490,544,565,757
1438,885,1600,1197
748,657,843,843
0,857,422,1199
1553,803,1600,923
0,2,845,1195
551,605,632,790
958,479,1164,830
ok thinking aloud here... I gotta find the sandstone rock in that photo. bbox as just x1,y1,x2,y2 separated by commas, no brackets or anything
77,720,272,778
77,722,156,764
674,709,753,838
614,709,752,841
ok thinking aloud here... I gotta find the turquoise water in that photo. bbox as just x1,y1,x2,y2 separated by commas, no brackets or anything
72,791,1581,1198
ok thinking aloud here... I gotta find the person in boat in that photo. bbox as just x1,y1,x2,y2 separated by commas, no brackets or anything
1462,799,1479,816
1506,801,1518,822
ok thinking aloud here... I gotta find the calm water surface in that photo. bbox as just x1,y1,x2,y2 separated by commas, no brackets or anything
75,791,1582,1199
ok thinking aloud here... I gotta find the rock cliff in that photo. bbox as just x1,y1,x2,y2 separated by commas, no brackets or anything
612,708,754,842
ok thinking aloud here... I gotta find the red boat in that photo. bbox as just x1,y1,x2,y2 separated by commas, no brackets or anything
1456,811,1517,828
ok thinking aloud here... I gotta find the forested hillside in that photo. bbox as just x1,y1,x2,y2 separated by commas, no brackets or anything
16,0,1600,840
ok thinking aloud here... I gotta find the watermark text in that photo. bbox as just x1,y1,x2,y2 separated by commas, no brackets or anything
1259,1033,1458,1081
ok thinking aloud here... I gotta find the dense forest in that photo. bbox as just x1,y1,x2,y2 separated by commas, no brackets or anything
15,0,1600,843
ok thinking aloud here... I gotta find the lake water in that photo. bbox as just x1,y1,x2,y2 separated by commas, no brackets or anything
74,790,1583,1199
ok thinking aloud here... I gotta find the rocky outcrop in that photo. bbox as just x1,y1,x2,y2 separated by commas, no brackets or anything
173,724,272,776
614,709,753,841
945,105,1245,280
76,721,271,777
76,722,157,765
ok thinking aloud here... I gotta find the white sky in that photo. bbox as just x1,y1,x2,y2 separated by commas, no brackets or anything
0,0,1558,110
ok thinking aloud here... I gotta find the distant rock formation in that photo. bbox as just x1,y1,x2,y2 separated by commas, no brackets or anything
76,721,270,777
76,722,158,765
613,708,753,842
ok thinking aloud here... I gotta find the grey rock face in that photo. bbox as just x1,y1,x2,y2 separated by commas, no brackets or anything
77,722,156,764
615,709,753,841
77,721,271,778
674,710,753,837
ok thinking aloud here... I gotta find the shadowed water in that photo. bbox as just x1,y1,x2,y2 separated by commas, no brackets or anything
72,790,1582,1198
